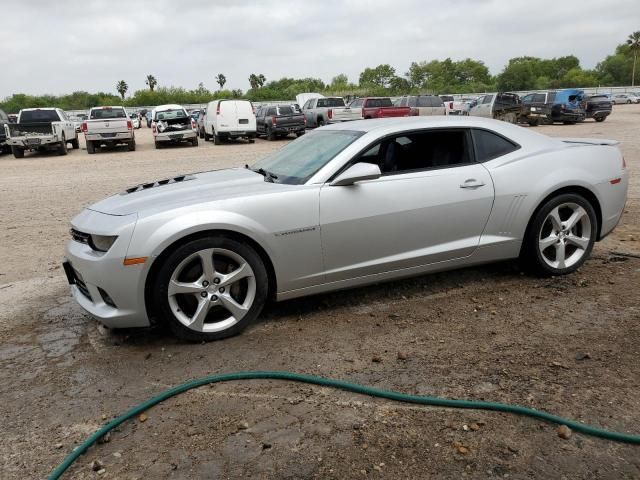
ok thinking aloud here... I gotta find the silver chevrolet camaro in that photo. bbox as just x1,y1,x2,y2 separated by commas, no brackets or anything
64,117,628,341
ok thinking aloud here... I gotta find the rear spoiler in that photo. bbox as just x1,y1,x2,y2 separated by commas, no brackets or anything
559,137,619,146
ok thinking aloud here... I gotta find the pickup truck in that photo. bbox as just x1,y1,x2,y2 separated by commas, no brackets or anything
0,108,10,153
301,96,362,127
468,92,524,123
349,97,411,119
4,108,79,158
439,95,465,115
152,104,198,148
82,106,135,154
256,104,306,140
520,92,554,126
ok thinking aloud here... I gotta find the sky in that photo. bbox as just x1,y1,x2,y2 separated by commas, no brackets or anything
1,0,638,98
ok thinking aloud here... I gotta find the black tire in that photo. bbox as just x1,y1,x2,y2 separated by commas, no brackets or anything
71,137,80,149
58,135,68,156
296,130,305,137
266,126,276,141
562,121,576,125
191,136,199,146
626,100,632,104
87,140,95,154
204,130,211,141
199,128,205,139
128,138,136,151
317,118,325,127
520,193,597,277
528,120,539,127
155,140,162,149
214,133,222,145
248,138,255,144
11,146,25,158
152,236,269,342
595,116,606,123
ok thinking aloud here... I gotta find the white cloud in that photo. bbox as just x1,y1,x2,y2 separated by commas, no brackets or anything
1,0,638,97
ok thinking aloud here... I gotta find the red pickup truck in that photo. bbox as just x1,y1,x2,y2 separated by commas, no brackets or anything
349,97,411,119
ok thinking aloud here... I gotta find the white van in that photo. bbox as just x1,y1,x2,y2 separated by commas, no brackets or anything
204,100,256,144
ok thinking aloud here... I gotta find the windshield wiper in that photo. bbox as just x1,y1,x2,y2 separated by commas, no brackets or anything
248,166,278,183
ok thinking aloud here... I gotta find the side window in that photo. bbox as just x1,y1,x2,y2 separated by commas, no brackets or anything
267,107,276,116
532,93,546,103
350,98,363,108
358,129,473,175
482,95,494,104
399,97,407,107
472,129,520,161
303,100,311,110
521,94,533,103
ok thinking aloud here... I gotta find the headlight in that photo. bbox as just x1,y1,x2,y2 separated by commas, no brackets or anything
90,235,118,252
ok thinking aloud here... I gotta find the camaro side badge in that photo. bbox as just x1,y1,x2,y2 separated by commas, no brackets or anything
275,226,318,237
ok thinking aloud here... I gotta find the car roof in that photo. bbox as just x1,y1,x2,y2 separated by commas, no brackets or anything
21,107,57,111
155,104,186,111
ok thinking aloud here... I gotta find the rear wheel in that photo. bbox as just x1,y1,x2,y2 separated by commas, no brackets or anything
11,146,25,158
595,116,606,122
191,136,199,146
153,236,269,342
521,193,597,276
86,140,95,154
58,135,68,156
154,140,162,149
204,129,211,141
213,132,222,145
317,118,325,127
71,137,80,149
528,119,539,127
199,128,205,139
266,126,276,141
296,130,305,137
128,138,136,151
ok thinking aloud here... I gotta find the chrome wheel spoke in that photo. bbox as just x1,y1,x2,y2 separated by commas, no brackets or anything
189,299,210,331
219,262,251,288
168,279,203,296
548,206,563,231
565,206,586,230
219,294,248,320
539,233,558,251
554,242,567,269
566,234,590,250
198,249,216,280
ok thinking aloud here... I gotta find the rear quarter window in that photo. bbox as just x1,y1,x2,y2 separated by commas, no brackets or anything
472,129,520,161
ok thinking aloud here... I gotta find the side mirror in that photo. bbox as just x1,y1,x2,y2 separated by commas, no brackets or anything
330,163,381,186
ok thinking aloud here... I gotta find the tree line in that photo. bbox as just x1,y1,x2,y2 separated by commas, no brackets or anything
1,32,638,113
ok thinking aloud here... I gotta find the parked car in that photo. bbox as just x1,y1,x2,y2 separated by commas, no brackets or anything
349,97,410,119
197,110,207,138
63,116,628,341
611,93,639,104
256,105,306,140
585,94,612,122
548,89,586,124
145,111,153,128
302,96,362,127
396,95,446,116
520,92,554,126
152,104,199,148
0,108,11,153
203,99,256,145
5,108,79,158
129,112,141,129
468,93,523,123
82,106,136,154
439,95,466,115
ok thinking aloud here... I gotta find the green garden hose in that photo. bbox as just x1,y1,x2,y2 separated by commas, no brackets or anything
49,370,640,479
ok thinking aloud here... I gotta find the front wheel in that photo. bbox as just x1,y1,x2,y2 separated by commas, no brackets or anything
58,135,68,156
595,116,606,123
11,146,25,158
71,137,80,149
520,193,597,276
153,236,269,341
191,136,199,146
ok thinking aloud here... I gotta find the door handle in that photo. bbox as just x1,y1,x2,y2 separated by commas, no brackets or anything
460,179,486,189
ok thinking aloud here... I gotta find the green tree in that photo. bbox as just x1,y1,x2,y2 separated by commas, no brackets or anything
330,74,350,90
231,89,243,98
116,80,128,100
145,75,157,91
215,73,227,90
248,74,259,89
257,74,266,87
626,31,640,86
359,64,396,88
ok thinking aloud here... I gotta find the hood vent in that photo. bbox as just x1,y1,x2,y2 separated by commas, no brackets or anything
122,174,195,194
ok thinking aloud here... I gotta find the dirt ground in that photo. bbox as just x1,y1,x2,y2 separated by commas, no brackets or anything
1,107,639,479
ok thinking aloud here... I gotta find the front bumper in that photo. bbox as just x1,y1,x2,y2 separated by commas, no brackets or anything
64,210,150,328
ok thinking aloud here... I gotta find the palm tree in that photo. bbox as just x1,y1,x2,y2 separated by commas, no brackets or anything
116,80,128,100
257,74,266,87
627,31,640,86
215,73,226,90
248,74,259,89
145,75,157,91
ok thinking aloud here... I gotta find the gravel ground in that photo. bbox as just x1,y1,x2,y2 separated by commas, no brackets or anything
0,107,639,479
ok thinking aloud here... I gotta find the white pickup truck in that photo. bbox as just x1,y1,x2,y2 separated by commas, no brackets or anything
300,95,363,127
82,106,135,154
152,104,198,148
4,108,78,158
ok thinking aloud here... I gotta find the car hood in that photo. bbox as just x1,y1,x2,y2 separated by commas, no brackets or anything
88,168,291,216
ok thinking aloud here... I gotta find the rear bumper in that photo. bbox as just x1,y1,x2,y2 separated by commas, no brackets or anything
85,132,132,141
272,125,305,134
7,136,59,147
218,130,256,139
587,110,611,119
155,130,197,142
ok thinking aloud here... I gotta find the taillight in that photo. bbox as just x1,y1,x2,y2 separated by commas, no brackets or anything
191,119,196,130
410,108,419,116
81,122,87,132
127,120,132,129
328,109,333,119
272,116,277,126
449,101,454,110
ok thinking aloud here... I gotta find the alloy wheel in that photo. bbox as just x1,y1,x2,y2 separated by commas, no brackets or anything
538,202,591,269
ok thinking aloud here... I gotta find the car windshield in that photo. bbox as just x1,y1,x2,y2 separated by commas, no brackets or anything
90,108,126,119
20,110,59,122
155,109,187,120
251,130,363,184
317,98,346,108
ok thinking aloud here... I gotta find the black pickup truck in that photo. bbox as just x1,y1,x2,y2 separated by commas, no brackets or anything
256,105,305,140
585,94,612,122
520,92,554,126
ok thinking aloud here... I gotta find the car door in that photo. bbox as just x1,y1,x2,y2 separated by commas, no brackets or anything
318,128,494,283
58,109,74,139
